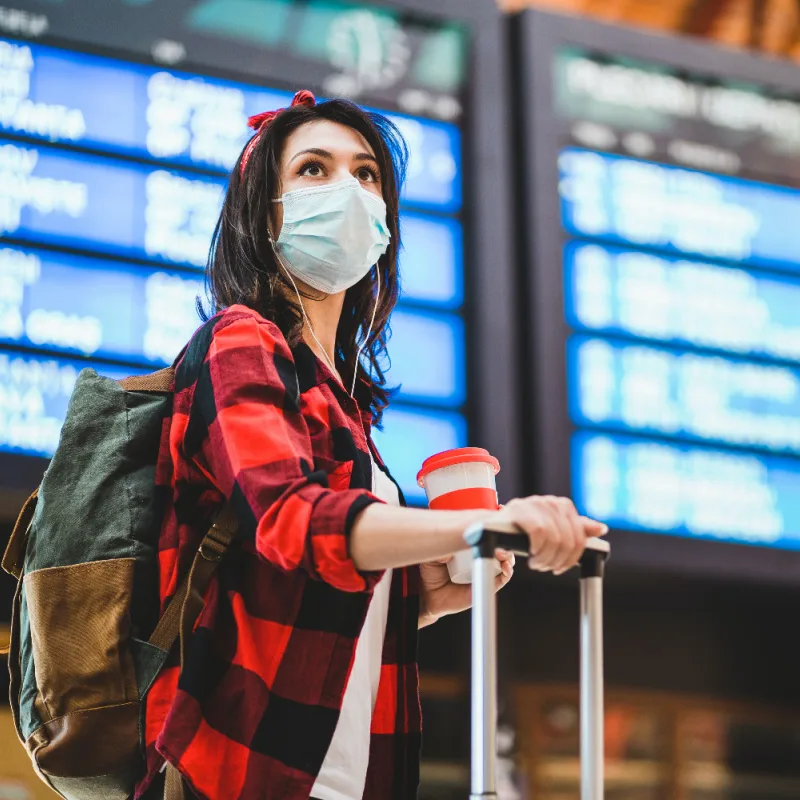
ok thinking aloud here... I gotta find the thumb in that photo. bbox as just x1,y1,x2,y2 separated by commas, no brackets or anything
581,517,609,536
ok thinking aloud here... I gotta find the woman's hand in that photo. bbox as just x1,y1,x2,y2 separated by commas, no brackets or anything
417,494,607,628
494,495,607,575
418,550,514,629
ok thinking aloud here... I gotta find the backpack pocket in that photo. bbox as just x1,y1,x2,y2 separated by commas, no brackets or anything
22,557,141,788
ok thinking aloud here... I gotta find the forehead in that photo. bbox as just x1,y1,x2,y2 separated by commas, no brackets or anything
281,119,375,163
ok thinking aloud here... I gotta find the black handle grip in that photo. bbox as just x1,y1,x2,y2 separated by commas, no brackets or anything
464,521,529,557
464,522,610,576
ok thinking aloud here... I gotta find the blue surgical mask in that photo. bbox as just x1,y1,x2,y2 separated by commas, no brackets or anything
270,178,391,295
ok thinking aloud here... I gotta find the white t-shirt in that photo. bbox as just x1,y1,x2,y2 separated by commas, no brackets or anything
310,456,400,800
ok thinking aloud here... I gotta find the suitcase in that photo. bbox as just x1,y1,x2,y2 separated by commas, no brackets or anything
464,522,611,800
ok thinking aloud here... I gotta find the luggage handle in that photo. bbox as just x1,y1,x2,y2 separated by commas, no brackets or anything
464,521,610,800
464,520,609,568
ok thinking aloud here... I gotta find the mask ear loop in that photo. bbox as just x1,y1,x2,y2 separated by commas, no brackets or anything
270,241,339,382
350,265,380,398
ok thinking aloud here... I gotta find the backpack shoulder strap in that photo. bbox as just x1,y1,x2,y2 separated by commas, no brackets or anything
148,503,237,664
121,362,236,662
0,489,38,659
2,488,38,580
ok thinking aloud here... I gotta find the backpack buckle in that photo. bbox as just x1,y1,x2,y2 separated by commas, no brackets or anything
199,542,224,561
199,525,228,561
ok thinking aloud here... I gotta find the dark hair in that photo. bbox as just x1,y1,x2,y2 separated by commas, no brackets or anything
201,97,408,425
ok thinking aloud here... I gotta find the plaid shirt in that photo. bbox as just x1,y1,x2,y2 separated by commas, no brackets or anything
136,305,422,800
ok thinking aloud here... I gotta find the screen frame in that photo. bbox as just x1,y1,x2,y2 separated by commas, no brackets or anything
518,8,800,583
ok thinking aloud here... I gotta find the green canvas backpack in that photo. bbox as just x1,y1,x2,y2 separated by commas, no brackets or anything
2,366,236,800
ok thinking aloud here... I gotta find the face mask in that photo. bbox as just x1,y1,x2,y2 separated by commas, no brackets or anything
270,178,391,295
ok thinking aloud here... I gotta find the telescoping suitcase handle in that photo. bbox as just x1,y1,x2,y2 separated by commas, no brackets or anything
464,522,611,800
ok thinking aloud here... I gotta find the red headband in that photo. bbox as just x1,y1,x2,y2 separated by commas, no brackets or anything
239,89,316,177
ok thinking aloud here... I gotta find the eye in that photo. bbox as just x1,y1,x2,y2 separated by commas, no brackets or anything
356,165,380,183
298,160,326,178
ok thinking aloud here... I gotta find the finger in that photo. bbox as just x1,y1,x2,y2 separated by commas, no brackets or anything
494,567,513,591
529,498,562,571
500,498,546,571
554,497,586,574
563,498,587,573
549,496,577,572
519,500,555,571
550,498,579,573
581,517,609,537
494,549,516,569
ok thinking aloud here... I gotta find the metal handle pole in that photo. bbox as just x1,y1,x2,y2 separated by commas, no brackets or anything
580,576,604,800
579,546,608,800
464,524,611,800
471,554,498,800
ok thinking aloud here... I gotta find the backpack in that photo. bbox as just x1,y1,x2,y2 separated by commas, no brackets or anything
2,365,237,800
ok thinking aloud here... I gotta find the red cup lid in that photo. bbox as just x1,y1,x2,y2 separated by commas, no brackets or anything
417,447,500,487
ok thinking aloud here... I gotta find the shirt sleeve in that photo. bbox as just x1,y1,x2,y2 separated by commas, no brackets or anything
181,309,382,593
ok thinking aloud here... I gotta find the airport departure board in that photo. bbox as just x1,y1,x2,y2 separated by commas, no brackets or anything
521,11,800,565
0,1,472,502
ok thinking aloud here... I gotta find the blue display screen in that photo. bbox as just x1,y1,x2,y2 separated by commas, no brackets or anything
559,148,800,272
0,36,461,212
568,335,800,456
389,309,465,407
0,349,141,459
564,241,800,363
0,244,205,365
386,113,462,212
0,137,226,268
572,431,800,550
560,148,800,549
373,405,468,503
399,213,463,308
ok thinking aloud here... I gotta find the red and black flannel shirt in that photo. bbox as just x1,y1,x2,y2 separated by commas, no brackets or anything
135,305,422,800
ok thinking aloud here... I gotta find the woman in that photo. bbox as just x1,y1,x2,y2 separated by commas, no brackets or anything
137,90,607,800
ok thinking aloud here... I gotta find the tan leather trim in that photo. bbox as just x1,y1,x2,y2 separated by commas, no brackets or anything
25,558,138,720
28,727,54,788
119,367,174,392
28,701,140,778
2,488,38,579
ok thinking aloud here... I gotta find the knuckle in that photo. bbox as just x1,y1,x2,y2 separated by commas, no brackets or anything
559,497,578,517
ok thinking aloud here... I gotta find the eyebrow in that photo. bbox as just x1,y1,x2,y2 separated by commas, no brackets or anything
288,147,379,167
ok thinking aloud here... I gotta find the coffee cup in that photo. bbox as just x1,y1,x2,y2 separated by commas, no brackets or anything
417,447,503,584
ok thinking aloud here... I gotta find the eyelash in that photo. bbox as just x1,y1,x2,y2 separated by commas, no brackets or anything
297,159,380,183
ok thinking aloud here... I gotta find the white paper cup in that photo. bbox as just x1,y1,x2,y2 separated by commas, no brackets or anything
417,447,502,584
